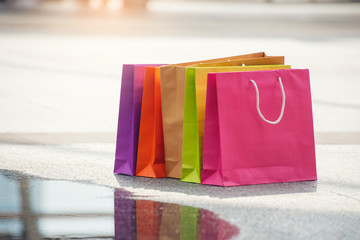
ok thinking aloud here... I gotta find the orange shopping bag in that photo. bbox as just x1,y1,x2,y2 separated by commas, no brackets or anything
136,67,166,178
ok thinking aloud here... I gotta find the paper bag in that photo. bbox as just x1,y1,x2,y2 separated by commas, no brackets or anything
181,64,291,183
160,52,283,178
202,69,317,186
114,64,162,176
136,67,166,178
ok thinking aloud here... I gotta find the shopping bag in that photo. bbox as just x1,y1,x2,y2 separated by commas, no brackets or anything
136,67,166,178
114,64,162,176
202,69,317,186
160,52,283,178
193,56,284,67
181,64,291,184
136,200,163,240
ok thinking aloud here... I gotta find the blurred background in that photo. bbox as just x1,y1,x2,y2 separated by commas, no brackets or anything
0,0,359,143
1,0,360,11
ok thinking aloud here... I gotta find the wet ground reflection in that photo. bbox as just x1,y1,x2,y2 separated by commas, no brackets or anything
0,170,239,240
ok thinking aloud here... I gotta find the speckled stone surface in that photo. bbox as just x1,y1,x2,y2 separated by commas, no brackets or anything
1,143,360,239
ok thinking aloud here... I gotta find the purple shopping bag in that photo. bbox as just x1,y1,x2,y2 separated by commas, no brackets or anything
114,64,162,175
201,69,317,186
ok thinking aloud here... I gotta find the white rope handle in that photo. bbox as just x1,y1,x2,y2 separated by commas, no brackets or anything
249,77,286,124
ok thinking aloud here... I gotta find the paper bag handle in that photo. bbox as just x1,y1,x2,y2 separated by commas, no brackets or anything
250,77,285,124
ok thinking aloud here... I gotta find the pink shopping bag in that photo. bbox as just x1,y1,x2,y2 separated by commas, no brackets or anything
201,69,317,186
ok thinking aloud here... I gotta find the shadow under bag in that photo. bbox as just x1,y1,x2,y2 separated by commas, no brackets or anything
201,69,317,186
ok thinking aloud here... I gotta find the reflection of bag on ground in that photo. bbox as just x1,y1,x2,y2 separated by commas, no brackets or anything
159,203,181,239
200,209,239,240
180,206,201,240
202,69,317,186
114,64,161,176
181,63,290,184
136,67,166,178
160,52,283,179
114,189,137,240
136,200,163,240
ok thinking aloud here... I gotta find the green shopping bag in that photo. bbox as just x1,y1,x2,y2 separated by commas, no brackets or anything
181,64,291,183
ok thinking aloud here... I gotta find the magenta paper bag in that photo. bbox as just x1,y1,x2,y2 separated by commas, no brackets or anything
201,69,317,186
114,64,162,176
